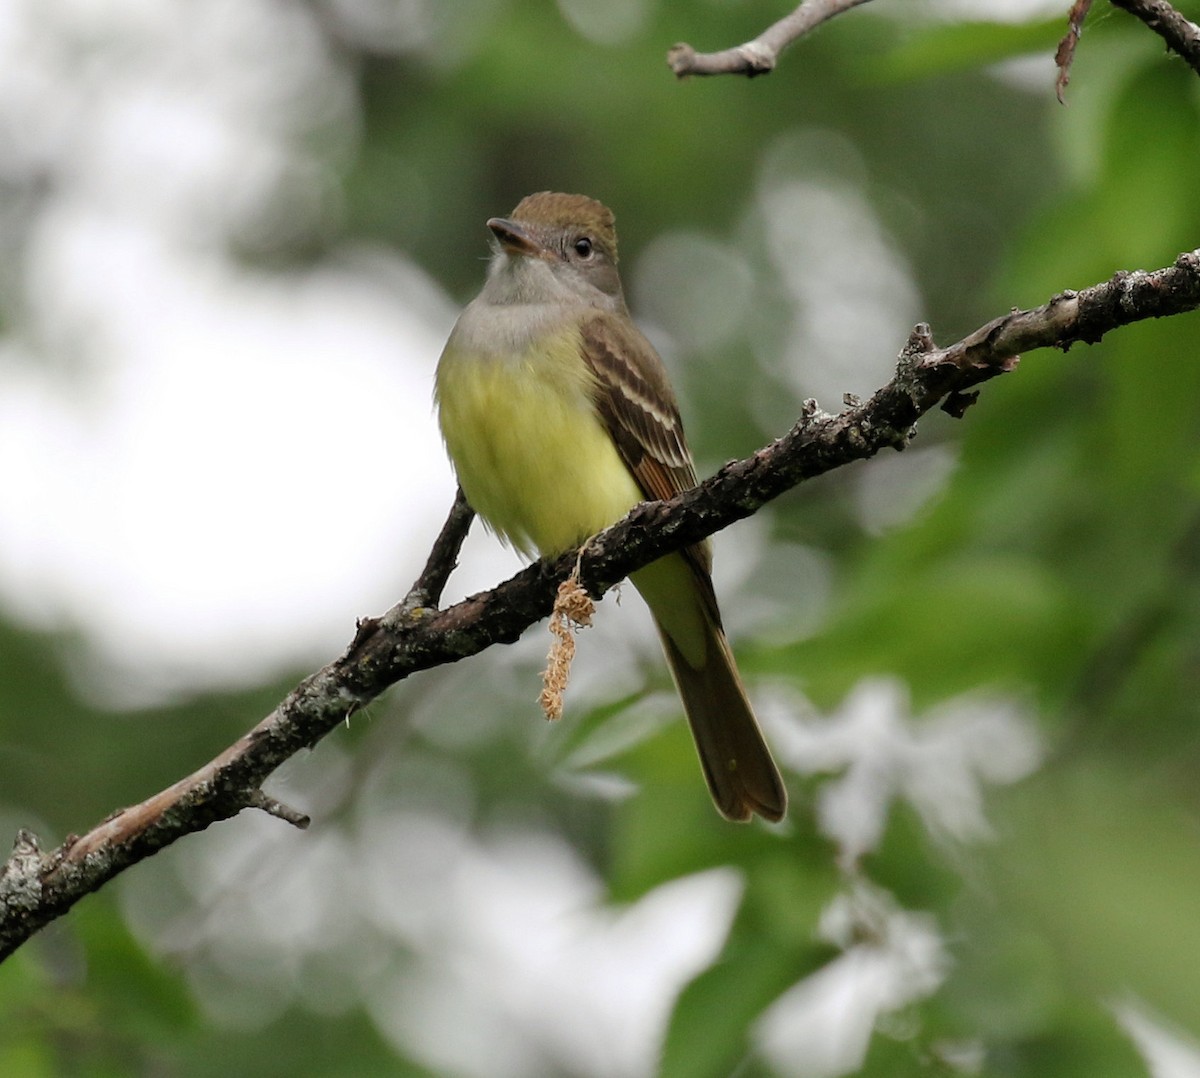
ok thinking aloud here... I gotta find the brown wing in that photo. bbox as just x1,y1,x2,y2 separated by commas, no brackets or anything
580,313,721,620
580,315,695,497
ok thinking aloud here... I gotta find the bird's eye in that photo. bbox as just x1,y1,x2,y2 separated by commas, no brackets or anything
573,237,594,259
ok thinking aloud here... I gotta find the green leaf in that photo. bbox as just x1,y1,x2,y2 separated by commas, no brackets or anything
868,18,1067,83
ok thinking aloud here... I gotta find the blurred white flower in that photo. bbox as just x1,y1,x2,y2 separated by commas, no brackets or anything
756,881,951,1078
1114,997,1200,1078
124,798,744,1078
752,130,921,413
767,678,1042,868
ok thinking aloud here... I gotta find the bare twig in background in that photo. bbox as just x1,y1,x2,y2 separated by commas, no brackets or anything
668,0,875,78
1110,0,1200,75
2,248,1198,961
669,0,1200,88
1056,0,1095,102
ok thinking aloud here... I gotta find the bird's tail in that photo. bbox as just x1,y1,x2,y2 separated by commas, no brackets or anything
656,616,787,823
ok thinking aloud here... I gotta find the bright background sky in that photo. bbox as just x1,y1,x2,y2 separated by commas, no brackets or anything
0,0,505,706
0,0,1066,706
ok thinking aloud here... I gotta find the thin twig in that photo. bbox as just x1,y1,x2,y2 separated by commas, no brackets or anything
1,249,1198,961
668,0,875,78
407,486,474,609
1056,0,1095,103
373,485,475,635
245,791,311,830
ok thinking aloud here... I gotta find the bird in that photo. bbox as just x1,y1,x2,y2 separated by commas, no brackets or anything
434,192,786,822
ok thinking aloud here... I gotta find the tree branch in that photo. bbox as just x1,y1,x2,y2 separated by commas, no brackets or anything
2,250,1198,961
1110,0,1200,76
668,0,875,78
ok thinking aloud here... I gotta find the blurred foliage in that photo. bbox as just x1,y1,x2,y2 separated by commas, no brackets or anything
3,0,1200,1075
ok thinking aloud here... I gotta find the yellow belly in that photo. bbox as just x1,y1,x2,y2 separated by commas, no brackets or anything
435,328,644,557
437,327,709,667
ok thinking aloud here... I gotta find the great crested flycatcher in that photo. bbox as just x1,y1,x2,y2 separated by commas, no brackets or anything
434,192,786,823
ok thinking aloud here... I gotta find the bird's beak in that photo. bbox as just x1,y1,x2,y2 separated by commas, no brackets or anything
487,217,547,258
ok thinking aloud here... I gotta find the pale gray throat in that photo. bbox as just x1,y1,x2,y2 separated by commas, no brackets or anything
451,251,620,356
